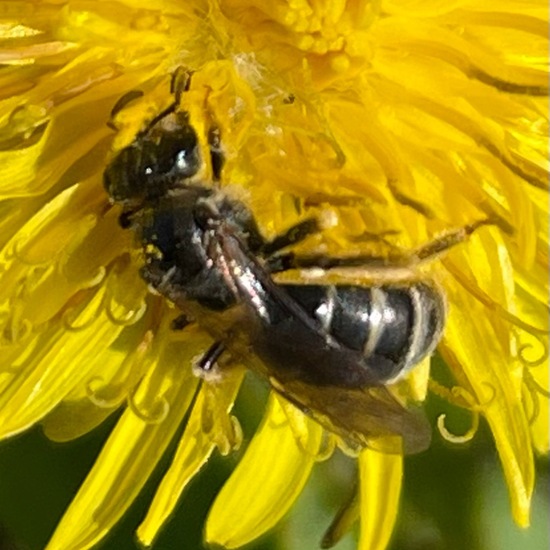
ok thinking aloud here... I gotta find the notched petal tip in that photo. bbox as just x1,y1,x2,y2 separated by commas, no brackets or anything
358,449,403,550
136,372,243,548
46,329,205,550
205,394,323,549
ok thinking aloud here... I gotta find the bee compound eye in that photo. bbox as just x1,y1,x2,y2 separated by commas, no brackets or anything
104,149,135,202
154,128,201,179
175,147,199,176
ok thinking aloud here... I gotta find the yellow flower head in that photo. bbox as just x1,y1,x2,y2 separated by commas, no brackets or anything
0,1,547,549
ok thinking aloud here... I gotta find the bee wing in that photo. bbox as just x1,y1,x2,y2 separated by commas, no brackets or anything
272,379,431,454
214,228,431,454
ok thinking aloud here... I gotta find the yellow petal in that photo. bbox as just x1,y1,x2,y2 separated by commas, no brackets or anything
441,231,534,527
41,397,118,443
137,371,244,547
0,181,131,328
45,330,208,550
513,244,549,455
41,318,156,442
358,448,403,550
0,286,126,438
206,393,323,548
514,281,549,454
404,356,431,402
524,344,549,455
0,119,51,197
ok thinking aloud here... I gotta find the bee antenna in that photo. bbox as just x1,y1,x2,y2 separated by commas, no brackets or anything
170,66,193,107
107,89,144,130
471,216,515,237
463,218,493,235
415,217,510,262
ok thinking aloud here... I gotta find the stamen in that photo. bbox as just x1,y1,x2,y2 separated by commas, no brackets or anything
201,379,244,454
523,368,550,400
0,103,49,149
522,382,540,425
336,438,362,458
86,376,126,408
445,258,549,337
201,385,216,435
62,303,101,332
105,296,147,326
82,266,107,289
315,432,338,462
429,381,495,443
430,379,496,409
518,334,549,368
390,86,549,191
437,410,480,444
215,415,243,457
12,237,54,266
2,300,33,344
128,389,170,425
86,329,157,407
277,395,331,460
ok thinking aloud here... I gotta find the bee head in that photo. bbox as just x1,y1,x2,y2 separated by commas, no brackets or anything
104,113,202,205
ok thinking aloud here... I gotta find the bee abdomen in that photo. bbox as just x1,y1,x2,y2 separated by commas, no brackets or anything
284,283,446,383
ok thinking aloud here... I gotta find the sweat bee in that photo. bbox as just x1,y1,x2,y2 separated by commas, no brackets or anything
104,70,487,454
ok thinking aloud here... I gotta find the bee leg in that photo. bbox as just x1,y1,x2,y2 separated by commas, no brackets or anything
218,203,319,258
261,218,320,257
208,126,224,182
170,66,193,105
412,219,497,261
170,314,193,331
266,252,373,272
135,68,194,134
267,219,497,272
321,482,359,549
107,90,145,130
197,341,226,373
108,68,193,133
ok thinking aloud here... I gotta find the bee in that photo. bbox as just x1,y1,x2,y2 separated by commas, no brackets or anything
104,71,486,454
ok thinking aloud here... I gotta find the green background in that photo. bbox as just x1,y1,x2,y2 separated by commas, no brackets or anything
0,371,548,550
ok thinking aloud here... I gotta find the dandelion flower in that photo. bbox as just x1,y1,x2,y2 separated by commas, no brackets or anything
0,1,547,549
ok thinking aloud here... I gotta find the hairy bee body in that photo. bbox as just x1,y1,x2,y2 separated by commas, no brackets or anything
103,77,451,452
247,282,445,387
